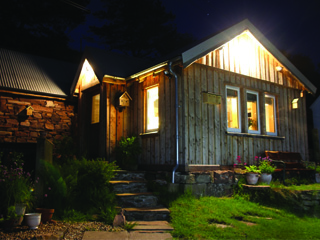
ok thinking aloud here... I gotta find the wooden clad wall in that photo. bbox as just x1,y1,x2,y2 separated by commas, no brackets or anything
104,82,130,159
181,63,308,166
195,31,304,90
129,72,176,166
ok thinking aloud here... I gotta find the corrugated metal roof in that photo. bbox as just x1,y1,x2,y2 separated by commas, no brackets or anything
0,48,77,97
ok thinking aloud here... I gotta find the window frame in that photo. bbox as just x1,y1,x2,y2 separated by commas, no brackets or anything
145,85,159,132
246,90,260,134
226,85,241,133
265,94,277,136
91,93,100,124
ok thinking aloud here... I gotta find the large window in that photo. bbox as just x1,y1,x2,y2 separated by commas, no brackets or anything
91,94,100,124
265,94,277,135
226,86,241,132
146,86,159,132
247,90,260,134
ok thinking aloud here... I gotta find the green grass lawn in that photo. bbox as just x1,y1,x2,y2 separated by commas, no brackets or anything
169,193,320,239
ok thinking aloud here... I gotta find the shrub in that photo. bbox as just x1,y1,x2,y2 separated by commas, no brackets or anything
115,136,141,168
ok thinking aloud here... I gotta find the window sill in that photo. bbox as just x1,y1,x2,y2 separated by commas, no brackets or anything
226,132,285,140
140,131,159,138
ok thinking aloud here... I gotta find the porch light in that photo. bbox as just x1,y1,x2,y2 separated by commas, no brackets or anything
275,66,283,72
292,98,299,109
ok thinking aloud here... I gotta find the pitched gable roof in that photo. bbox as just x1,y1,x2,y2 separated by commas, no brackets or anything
181,19,316,94
0,48,77,98
70,47,151,95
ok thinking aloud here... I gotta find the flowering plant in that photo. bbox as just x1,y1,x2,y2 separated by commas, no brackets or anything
245,165,261,174
233,156,247,168
0,152,34,218
257,156,276,174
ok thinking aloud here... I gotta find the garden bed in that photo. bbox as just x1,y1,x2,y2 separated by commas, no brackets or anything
0,221,120,240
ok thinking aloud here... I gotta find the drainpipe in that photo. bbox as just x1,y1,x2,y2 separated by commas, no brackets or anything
168,61,179,183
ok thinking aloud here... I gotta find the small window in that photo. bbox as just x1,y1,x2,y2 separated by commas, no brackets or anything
226,86,241,132
146,86,159,131
247,90,260,134
265,94,277,135
91,94,100,124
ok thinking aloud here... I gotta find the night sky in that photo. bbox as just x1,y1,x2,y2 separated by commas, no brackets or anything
70,0,320,66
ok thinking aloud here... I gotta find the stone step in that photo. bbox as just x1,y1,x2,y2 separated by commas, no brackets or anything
124,208,170,221
113,170,146,181
116,192,160,208
128,221,174,232
110,180,148,193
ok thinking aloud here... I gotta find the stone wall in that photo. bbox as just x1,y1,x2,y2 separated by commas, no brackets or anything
293,190,320,211
169,171,235,197
0,95,76,143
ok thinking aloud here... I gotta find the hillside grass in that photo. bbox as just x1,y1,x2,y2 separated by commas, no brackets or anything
169,192,320,239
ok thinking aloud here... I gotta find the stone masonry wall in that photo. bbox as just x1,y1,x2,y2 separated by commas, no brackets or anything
169,171,235,197
0,95,76,143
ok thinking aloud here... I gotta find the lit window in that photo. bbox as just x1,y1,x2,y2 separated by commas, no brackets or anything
91,94,100,124
265,94,277,135
226,86,241,132
247,91,260,134
146,86,159,131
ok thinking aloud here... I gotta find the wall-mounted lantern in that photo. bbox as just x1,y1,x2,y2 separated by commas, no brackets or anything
292,98,299,109
116,91,132,112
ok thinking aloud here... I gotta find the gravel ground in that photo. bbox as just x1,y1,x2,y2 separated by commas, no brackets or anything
0,221,124,240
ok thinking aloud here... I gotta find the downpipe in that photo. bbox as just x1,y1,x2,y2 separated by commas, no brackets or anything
168,61,179,183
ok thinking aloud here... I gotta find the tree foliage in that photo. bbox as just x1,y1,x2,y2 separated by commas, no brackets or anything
90,0,194,58
0,0,90,60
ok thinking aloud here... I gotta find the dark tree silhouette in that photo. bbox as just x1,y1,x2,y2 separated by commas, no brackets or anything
0,0,90,61
90,0,194,58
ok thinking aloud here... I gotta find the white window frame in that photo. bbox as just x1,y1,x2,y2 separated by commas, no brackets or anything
226,86,241,133
265,94,277,136
145,85,159,132
246,90,260,134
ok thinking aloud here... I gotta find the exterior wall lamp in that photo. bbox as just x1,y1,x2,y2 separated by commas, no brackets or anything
292,98,299,109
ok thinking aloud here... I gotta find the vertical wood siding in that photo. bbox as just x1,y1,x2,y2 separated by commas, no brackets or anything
129,73,176,165
181,63,308,166
103,82,129,159
195,31,303,90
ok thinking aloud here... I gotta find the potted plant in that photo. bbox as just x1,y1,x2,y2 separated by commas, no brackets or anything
115,136,141,170
258,158,276,184
245,165,261,185
233,156,247,174
0,152,34,225
0,206,19,230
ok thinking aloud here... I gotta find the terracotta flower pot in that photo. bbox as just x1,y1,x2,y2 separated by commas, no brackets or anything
36,208,55,223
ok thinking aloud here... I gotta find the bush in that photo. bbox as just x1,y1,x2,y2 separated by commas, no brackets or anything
115,136,141,168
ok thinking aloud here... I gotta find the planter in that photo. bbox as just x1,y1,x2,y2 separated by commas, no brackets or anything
24,213,41,229
246,172,259,185
316,173,320,183
260,173,272,184
36,208,54,223
14,204,26,226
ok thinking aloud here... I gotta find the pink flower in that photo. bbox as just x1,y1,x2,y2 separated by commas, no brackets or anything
48,187,51,190
244,162,247,165
44,194,48,197
233,164,237,167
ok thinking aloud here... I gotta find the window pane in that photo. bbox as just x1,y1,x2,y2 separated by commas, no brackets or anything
227,88,239,129
146,87,159,131
247,92,258,131
265,96,275,133
91,94,100,124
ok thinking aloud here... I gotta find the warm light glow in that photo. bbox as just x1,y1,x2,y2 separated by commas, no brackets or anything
265,95,276,135
91,94,100,124
275,66,283,72
247,91,259,133
146,86,159,131
227,87,240,131
80,59,99,90
292,98,299,109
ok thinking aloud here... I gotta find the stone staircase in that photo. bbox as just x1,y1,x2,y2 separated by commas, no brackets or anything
110,170,173,233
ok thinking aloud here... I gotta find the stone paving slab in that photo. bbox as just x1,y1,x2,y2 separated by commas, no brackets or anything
82,231,172,240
